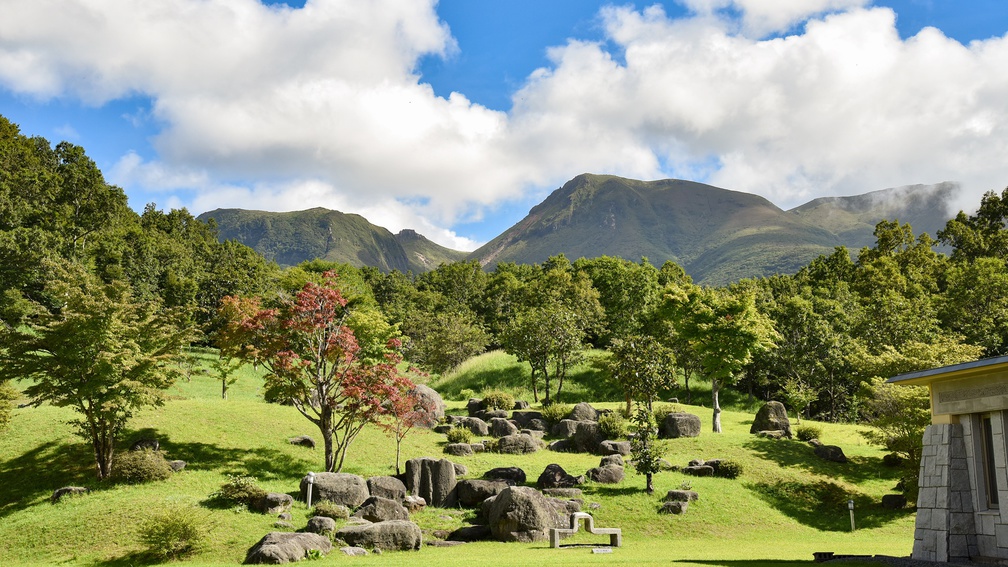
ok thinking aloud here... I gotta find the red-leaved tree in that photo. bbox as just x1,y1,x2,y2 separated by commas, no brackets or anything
382,381,438,475
218,271,414,472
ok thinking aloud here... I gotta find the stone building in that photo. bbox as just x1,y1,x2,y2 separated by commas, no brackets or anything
889,355,1008,563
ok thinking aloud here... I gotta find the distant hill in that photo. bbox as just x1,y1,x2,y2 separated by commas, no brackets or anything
201,175,959,284
197,207,466,273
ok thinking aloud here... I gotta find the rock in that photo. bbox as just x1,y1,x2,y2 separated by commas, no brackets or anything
513,400,530,410
487,486,566,543
446,524,492,542
541,488,583,499
300,472,369,509
432,424,453,434
411,384,445,425
353,496,409,522
288,435,315,449
600,454,624,467
445,443,474,457
536,464,583,489
659,458,675,471
340,547,369,556
274,521,294,529
484,466,526,485
305,516,336,535
467,398,483,417
244,532,332,564
882,453,904,467
312,503,349,519
551,419,581,439
659,501,689,515
881,494,907,509
572,421,602,453
456,479,510,507
335,520,423,551
130,438,159,452
427,540,466,547
168,460,187,472
497,434,540,454
460,417,489,436
749,401,792,438
475,409,509,422
526,419,549,432
511,411,544,428
758,430,788,440
665,490,699,502
521,429,545,440
814,444,848,463
547,439,572,452
683,465,714,477
808,438,823,447
586,464,624,484
660,413,701,439
51,486,88,503
277,513,292,521
453,462,468,476
567,402,600,422
599,440,631,456
405,457,457,508
255,492,294,515
367,476,407,502
403,495,426,513
546,496,582,515
489,417,519,438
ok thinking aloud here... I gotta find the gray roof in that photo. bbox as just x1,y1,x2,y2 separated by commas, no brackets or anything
888,354,1008,385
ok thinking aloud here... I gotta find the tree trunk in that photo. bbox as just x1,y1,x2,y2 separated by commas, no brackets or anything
712,379,722,433
222,379,227,400
321,410,336,472
646,472,654,495
395,437,403,475
684,374,692,404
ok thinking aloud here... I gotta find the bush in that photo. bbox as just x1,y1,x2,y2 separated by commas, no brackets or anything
139,502,211,560
652,403,681,426
313,500,350,520
598,412,628,440
446,425,473,444
215,474,267,507
481,390,515,412
795,425,822,442
715,460,742,480
540,403,572,425
457,388,475,402
113,449,173,484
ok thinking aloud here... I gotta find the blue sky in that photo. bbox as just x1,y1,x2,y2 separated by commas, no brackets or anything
2,1,1007,249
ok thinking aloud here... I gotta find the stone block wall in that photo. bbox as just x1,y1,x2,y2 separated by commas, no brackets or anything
913,423,976,562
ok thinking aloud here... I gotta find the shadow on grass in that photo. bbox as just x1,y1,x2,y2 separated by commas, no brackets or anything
0,439,97,519
83,551,163,567
743,438,901,486
746,477,914,531
588,485,641,498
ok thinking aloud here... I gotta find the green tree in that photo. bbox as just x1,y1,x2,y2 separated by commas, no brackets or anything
0,261,191,479
575,256,660,345
608,334,677,415
629,405,662,495
938,187,1008,262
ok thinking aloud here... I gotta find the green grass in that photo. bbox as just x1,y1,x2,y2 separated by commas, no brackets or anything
0,352,915,566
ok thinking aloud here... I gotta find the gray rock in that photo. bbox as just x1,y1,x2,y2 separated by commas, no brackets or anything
599,440,631,456
487,486,566,543
288,435,315,449
526,419,549,432
411,384,445,426
403,495,426,513
168,460,187,472
758,430,788,440
586,464,624,484
567,402,600,422
547,439,572,452
511,410,544,428
453,462,468,476
305,516,336,535
660,413,701,439
255,492,294,515
244,532,332,564
467,398,483,417
130,438,159,452
497,434,540,454
659,501,689,514
572,421,602,453
489,417,520,438
432,424,453,434
521,429,545,440
665,490,699,502
469,443,486,453
475,409,509,422
536,464,583,489
750,401,793,438
405,457,457,508
445,443,474,456
542,487,583,499
881,494,907,509
683,465,714,477
353,496,409,522
456,479,510,507
340,547,369,556
446,524,492,542
312,503,349,519
273,521,294,529
483,466,526,485
336,520,423,551
814,444,848,463
367,476,407,502
51,486,88,504
277,512,292,521
551,419,581,439
600,454,624,467
512,400,530,410
460,417,489,436
300,472,368,509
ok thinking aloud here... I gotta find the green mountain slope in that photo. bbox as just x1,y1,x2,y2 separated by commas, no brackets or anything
197,207,464,273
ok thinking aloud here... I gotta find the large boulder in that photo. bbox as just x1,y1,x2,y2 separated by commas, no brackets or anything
405,457,457,508
750,401,792,438
475,409,509,422
456,479,510,507
300,473,368,509
460,417,489,436
660,413,701,439
572,421,602,453
445,443,474,457
353,496,409,522
665,489,699,502
536,464,583,489
599,440,631,456
486,486,566,543
497,434,540,455
814,444,848,463
483,466,526,485
446,524,492,542
367,476,407,502
511,411,543,428
305,516,336,535
567,402,601,422
466,398,483,416
600,454,624,467
411,384,445,425
335,520,422,551
586,464,624,484
489,417,519,438
254,493,294,515
244,532,332,564
551,419,581,439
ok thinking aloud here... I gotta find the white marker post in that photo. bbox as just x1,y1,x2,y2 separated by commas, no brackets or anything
848,499,855,531
306,472,316,508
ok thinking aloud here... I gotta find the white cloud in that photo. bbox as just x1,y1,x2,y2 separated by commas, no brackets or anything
3,0,1008,251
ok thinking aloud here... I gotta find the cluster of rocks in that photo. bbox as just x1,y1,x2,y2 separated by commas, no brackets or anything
660,487,699,515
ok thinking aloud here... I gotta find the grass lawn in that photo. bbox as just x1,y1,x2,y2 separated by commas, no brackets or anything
0,351,915,566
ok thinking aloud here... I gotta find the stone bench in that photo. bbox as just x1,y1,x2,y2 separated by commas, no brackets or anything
549,511,622,548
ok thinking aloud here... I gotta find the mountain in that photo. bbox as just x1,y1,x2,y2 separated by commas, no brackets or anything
197,207,466,273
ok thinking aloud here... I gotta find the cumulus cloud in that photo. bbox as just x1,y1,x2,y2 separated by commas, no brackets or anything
2,0,1008,249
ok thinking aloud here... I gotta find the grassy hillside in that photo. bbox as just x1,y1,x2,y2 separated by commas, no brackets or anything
0,351,915,566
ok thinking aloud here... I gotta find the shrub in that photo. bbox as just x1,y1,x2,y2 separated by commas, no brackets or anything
113,449,173,484
446,425,473,444
139,502,211,560
715,460,742,480
313,500,350,520
481,390,515,412
215,474,267,507
598,412,628,440
652,403,681,425
540,403,572,425
456,388,475,402
795,425,822,442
